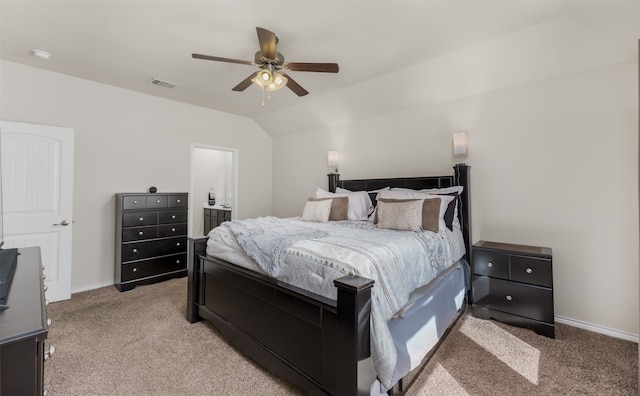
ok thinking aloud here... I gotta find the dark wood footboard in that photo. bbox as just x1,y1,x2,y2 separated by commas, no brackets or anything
187,237,377,395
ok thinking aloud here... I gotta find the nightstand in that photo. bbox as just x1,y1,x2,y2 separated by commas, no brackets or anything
472,240,554,338
203,206,231,235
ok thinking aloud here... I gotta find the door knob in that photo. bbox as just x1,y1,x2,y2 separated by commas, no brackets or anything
53,220,70,226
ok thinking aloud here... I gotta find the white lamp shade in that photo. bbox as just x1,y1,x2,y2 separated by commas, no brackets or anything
453,132,469,156
327,151,340,168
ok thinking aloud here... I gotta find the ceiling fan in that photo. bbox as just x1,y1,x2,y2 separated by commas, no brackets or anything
192,27,339,97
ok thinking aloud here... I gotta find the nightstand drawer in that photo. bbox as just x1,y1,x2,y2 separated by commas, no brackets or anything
473,276,554,323
473,250,508,279
510,256,552,287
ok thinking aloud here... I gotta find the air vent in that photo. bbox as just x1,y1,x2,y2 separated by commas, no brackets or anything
148,78,177,89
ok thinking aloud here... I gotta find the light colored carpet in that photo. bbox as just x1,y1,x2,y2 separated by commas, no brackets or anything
44,277,637,395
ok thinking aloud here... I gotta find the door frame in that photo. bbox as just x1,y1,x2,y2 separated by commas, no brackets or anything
188,143,238,237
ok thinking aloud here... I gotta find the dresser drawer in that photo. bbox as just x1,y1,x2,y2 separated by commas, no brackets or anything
169,195,188,208
159,209,187,224
510,256,552,287
473,276,554,323
121,237,186,262
146,195,168,209
158,223,187,238
121,253,187,281
473,250,508,279
123,211,157,227
122,195,147,210
122,226,159,242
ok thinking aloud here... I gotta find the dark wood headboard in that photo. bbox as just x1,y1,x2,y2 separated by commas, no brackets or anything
328,165,472,262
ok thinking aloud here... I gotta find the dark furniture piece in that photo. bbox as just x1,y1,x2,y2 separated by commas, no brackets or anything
1,247,52,395
203,206,231,235
115,192,188,291
186,165,471,395
472,240,554,338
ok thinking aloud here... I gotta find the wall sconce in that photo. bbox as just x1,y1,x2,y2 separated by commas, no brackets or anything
452,131,469,164
327,151,340,174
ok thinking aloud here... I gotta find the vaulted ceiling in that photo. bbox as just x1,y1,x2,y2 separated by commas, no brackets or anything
1,1,638,137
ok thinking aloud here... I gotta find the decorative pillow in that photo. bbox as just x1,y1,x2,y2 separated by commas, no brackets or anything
337,186,389,207
315,188,373,220
390,186,463,230
377,189,454,232
301,198,332,222
309,197,348,221
376,199,423,231
376,198,441,233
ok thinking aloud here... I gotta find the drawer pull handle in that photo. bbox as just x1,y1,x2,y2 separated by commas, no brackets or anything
171,215,176,219
177,199,181,203
176,242,181,246
506,295,512,301
487,262,493,268
44,345,56,360
139,231,144,236
133,200,138,204
132,267,138,272
171,228,176,232
156,200,161,203
176,260,180,264
526,268,533,274
139,217,144,221
132,249,138,253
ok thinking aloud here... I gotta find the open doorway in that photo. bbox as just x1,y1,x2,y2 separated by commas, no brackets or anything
189,143,238,237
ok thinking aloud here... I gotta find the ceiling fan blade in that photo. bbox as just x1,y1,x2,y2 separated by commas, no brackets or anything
232,71,259,92
282,73,309,97
192,53,254,66
256,27,277,60
285,62,339,73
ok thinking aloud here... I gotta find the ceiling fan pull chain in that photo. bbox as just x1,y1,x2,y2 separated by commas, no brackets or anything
261,88,265,107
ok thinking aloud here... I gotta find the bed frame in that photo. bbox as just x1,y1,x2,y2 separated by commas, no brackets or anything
186,164,471,395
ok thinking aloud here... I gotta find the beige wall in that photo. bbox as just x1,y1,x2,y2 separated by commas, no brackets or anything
0,60,272,291
272,60,639,338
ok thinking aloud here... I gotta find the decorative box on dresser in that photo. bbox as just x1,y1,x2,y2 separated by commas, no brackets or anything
203,205,231,235
1,247,53,395
115,193,188,292
472,240,555,338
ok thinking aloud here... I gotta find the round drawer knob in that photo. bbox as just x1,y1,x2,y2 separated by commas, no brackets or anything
132,249,138,253
177,199,181,203
526,268,533,274
171,228,176,232
139,217,144,221
133,200,138,204
176,260,180,264
44,345,56,360
171,215,176,219
176,242,181,246
506,295,513,301
132,267,138,272
487,262,493,268
139,231,144,236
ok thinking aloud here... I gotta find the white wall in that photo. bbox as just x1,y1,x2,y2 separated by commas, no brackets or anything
0,60,272,291
272,60,639,338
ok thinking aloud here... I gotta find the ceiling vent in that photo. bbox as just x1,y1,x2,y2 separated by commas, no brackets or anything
149,78,176,89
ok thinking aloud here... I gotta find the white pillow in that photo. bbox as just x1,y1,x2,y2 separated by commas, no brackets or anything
301,199,332,222
315,188,373,220
391,186,463,195
377,189,454,231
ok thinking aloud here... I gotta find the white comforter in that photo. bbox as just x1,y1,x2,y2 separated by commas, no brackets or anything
206,217,465,389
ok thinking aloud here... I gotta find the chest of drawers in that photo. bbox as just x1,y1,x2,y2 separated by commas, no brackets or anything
472,240,555,338
115,193,188,291
203,206,231,235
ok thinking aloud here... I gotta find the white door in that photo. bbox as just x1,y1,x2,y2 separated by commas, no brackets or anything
0,121,74,302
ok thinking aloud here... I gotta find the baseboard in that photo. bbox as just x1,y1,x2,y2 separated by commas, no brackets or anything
71,280,114,294
556,315,638,343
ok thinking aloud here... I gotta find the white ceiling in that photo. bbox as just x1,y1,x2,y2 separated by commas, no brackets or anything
1,1,638,137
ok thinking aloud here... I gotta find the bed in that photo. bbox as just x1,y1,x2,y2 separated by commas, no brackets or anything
186,164,471,395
